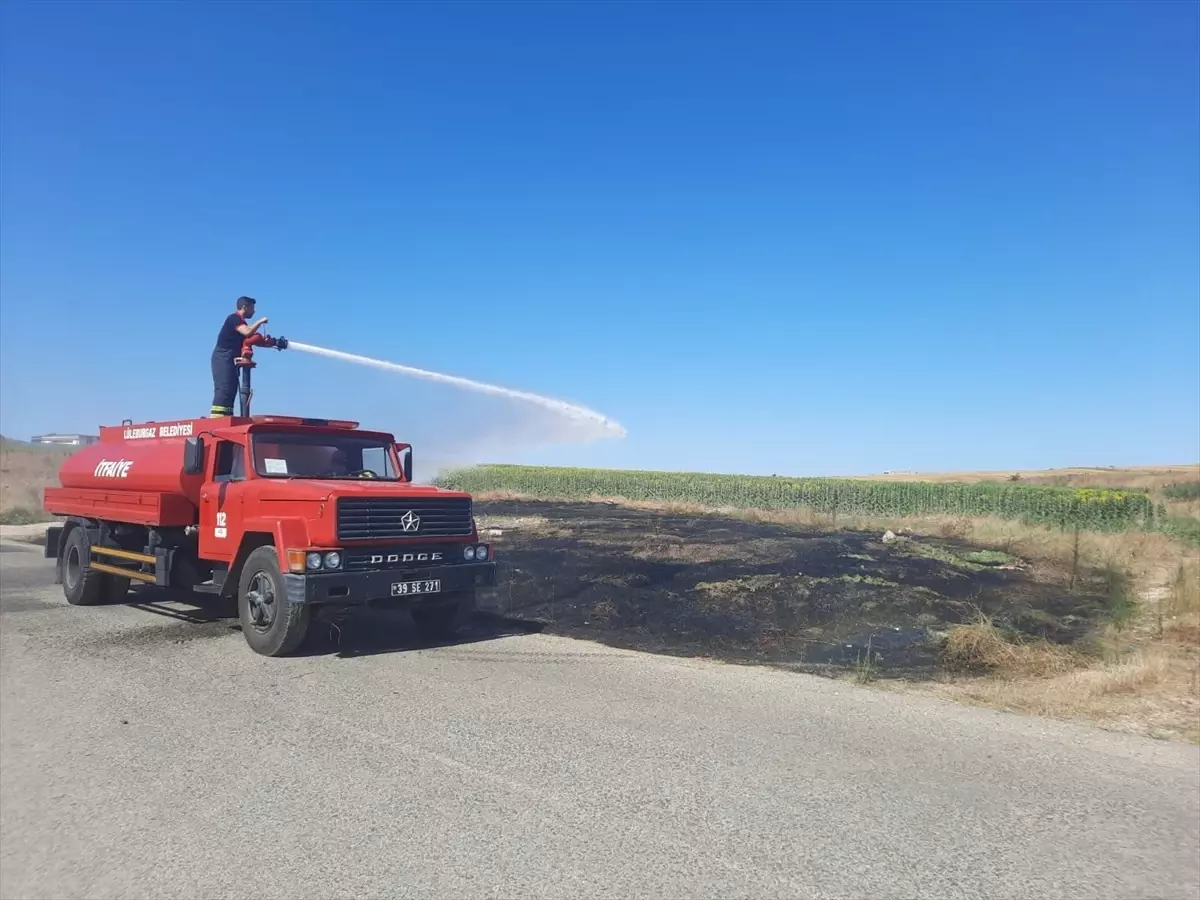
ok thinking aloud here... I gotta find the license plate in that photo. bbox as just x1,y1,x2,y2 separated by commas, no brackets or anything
391,579,441,597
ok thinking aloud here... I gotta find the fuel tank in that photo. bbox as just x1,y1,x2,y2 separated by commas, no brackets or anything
55,417,214,502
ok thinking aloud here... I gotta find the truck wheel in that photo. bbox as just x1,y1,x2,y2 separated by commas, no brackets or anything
105,576,131,603
237,546,310,657
62,528,106,606
411,591,475,641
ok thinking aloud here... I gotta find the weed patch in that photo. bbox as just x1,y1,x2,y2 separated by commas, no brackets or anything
1162,516,1200,547
961,550,1016,566
0,507,45,526
1163,481,1200,501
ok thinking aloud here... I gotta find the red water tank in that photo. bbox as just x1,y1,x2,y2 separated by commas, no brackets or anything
55,418,213,503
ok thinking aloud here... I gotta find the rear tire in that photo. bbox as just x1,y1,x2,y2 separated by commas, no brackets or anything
411,591,475,641
237,546,310,657
62,527,106,606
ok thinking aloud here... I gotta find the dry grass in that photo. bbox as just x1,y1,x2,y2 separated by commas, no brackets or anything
940,612,1083,677
904,552,1200,742
473,512,574,541
1166,498,1200,520
1160,556,1200,642
473,513,552,531
694,575,784,613
862,518,1198,741
0,440,70,515
1069,649,1175,696
894,646,1200,742
628,538,745,564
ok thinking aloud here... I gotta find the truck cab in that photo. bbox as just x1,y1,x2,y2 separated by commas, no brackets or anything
43,414,496,656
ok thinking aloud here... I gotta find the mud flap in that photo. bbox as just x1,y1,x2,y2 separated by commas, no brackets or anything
45,525,64,584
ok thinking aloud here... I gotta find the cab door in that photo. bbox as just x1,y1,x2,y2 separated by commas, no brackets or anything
199,439,247,563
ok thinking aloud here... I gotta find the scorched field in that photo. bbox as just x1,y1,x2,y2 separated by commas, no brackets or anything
470,499,1117,673
443,463,1199,740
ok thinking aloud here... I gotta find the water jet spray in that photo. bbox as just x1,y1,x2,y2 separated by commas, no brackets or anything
286,341,627,442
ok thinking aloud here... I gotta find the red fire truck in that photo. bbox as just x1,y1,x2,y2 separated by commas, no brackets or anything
40,333,496,656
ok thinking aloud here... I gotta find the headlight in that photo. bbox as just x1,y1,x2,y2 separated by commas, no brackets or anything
306,551,323,571
463,545,476,561
323,551,341,570
475,544,489,560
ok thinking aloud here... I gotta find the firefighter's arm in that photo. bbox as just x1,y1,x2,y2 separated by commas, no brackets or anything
236,317,268,336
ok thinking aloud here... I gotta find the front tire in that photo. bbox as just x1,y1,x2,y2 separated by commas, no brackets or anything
62,527,106,606
104,575,132,603
237,546,310,657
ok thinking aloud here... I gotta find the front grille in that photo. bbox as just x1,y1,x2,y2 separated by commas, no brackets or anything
336,496,474,541
343,543,465,572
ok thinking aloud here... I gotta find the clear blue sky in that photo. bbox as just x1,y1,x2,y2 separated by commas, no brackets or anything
2,0,1197,476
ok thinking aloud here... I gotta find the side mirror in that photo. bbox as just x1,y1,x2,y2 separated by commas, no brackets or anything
394,442,413,482
183,437,204,475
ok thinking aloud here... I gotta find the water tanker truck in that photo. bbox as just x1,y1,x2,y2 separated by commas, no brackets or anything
39,336,497,656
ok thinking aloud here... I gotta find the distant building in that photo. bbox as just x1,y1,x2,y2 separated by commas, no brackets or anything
30,433,99,447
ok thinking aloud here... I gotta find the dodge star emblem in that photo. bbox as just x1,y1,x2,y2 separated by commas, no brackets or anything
399,510,421,533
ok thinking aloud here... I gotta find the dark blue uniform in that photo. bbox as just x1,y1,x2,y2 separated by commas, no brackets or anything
210,312,245,417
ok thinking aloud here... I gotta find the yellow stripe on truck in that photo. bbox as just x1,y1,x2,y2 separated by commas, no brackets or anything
90,561,156,583
91,546,156,565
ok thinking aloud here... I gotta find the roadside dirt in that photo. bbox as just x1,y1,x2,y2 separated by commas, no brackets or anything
0,523,53,544
474,500,1117,678
0,440,69,515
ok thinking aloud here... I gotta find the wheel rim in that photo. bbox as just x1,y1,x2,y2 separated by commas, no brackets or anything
65,544,82,590
245,571,277,632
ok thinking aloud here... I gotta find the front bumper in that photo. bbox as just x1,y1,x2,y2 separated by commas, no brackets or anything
281,561,496,606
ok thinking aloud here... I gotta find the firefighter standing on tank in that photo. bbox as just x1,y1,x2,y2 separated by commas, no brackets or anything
211,296,269,418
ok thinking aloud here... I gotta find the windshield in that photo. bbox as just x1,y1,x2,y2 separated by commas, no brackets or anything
251,430,399,480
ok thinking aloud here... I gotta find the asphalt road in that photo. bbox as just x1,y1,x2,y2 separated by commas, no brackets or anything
2,539,1199,900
